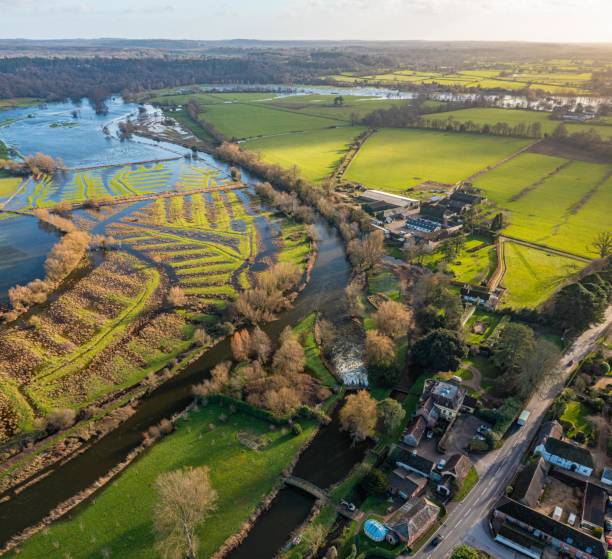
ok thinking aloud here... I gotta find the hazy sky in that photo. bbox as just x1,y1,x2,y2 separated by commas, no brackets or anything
1,0,611,43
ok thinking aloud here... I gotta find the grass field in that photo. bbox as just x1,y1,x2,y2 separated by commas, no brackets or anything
196,102,340,139
344,129,530,192
0,177,22,204
10,401,316,559
327,65,594,95
244,126,365,183
560,401,593,438
500,242,586,309
421,107,612,139
293,312,337,387
476,156,612,257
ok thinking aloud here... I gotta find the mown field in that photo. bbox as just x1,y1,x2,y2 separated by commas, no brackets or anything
500,242,587,309
9,401,317,559
244,126,365,183
421,107,612,139
0,176,22,204
474,155,612,257
195,102,341,139
344,129,530,192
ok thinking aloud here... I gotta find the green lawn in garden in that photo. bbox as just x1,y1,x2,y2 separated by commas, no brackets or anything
245,126,365,183
501,243,586,309
197,102,340,139
560,401,593,438
11,401,316,559
422,107,612,138
344,129,530,192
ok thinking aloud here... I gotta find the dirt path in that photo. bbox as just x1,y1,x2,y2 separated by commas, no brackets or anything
463,365,482,391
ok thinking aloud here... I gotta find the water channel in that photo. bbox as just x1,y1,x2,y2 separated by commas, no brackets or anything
0,97,370,555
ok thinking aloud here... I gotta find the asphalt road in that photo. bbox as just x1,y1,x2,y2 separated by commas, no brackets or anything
413,307,612,559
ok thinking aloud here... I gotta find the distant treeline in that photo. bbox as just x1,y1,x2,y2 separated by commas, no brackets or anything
0,54,387,103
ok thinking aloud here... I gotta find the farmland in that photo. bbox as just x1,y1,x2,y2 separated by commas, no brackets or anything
0,172,312,442
244,126,366,183
9,400,317,559
190,102,341,140
344,128,530,192
475,156,612,257
5,159,230,211
420,107,612,139
327,62,599,95
500,242,587,309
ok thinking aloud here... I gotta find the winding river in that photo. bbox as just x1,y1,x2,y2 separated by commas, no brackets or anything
0,98,367,555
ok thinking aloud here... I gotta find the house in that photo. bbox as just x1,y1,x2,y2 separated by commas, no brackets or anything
449,189,485,206
461,394,478,414
421,380,466,422
394,448,435,479
402,416,427,447
385,498,440,547
415,396,439,427
420,203,457,226
388,468,427,500
581,483,606,530
441,453,472,483
600,467,612,487
511,458,547,507
358,190,420,219
534,437,594,477
492,497,606,559
531,420,563,453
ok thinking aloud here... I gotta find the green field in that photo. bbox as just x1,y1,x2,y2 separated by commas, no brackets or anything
196,102,340,139
293,313,337,387
10,401,316,559
422,107,612,139
0,177,22,203
344,129,530,192
500,242,586,309
245,126,365,183
259,94,415,122
476,156,612,257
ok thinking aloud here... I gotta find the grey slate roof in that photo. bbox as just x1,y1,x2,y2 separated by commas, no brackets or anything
582,482,606,527
512,458,547,507
543,437,594,468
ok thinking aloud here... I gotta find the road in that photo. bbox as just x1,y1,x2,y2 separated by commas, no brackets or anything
413,307,612,559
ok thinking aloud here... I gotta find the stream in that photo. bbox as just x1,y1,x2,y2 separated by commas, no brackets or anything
0,103,371,557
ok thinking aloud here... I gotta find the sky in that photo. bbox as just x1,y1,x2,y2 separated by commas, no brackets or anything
0,0,611,43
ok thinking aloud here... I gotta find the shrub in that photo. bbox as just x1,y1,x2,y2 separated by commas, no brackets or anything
360,468,389,496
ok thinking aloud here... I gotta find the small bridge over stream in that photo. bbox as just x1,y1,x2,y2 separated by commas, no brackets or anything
283,476,363,521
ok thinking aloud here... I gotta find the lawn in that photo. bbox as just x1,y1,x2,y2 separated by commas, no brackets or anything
560,401,593,438
464,309,503,345
422,107,612,139
244,126,365,183
453,466,479,502
11,401,316,559
500,243,586,309
344,129,531,192
196,102,340,139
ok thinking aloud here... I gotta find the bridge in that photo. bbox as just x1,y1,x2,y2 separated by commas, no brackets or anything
283,476,363,521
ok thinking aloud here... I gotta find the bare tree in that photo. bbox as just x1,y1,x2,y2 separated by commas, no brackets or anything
272,327,305,375
373,300,413,339
339,390,377,442
230,329,251,361
250,326,271,363
344,280,366,317
154,466,217,559
365,330,396,367
592,231,612,258
167,286,188,308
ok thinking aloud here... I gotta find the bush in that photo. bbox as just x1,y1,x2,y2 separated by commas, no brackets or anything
292,423,303,435
360,468,389,497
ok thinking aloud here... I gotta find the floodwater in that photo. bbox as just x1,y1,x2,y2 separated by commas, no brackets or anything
0,97,368,555
0,214,59,303
0,97,173,168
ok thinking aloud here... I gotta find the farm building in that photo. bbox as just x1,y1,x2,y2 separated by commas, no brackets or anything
358,189,420,220
581,483,607,530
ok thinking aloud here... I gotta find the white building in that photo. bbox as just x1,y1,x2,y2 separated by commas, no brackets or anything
534,437,594,477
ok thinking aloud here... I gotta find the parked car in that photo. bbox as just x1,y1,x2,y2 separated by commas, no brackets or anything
477,425,491,435
436,459,447,471
475,435,486,441
431,535,443,547
341,500,356,512
426,430,434,440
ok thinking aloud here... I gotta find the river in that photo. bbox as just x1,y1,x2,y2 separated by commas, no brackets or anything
0,98,369,556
